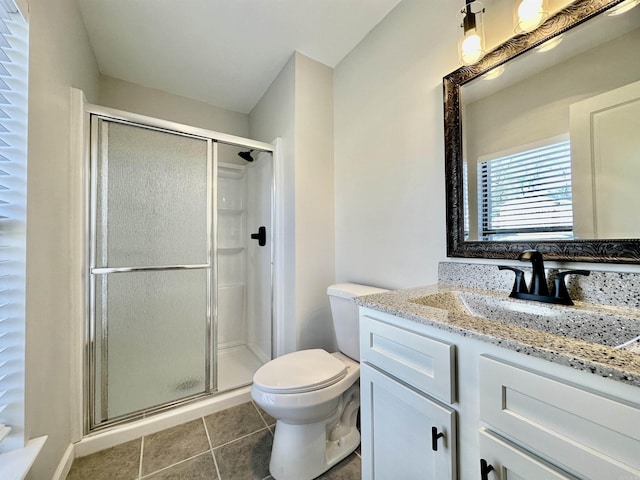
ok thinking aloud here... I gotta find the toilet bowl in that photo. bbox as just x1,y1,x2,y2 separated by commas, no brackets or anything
251,283,388,480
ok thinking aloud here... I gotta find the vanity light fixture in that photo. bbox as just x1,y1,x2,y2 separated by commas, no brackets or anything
459,0,486,65
514,0,549,33
607,0,640,15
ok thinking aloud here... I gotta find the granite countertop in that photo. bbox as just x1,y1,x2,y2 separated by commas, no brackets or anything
355,283,640,388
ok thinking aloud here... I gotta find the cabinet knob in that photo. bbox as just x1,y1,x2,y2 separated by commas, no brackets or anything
480,458,495,480
431,426,444,451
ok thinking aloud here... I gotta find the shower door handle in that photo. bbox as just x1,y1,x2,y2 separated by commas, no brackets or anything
250,226,266,246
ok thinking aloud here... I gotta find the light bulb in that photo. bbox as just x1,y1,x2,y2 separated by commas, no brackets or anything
461,32,483,64
458,0,485,65
516,0,548,33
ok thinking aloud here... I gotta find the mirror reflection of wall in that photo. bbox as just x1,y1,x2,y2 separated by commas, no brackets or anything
461,7,640,241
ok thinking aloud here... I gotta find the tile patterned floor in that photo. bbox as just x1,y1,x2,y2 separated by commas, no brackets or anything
67,401,361,480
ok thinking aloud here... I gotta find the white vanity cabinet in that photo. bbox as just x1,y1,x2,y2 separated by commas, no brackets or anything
359,311,457,480
478,355,640,480
358,306,640,480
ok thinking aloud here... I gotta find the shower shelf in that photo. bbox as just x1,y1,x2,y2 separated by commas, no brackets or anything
218,247,245,254
218,207,244,214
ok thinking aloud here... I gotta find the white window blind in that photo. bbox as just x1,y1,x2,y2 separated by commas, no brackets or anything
479,140,573,241
0,1,28,454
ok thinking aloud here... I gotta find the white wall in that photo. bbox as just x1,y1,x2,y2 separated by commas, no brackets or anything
292,54,335,351
99,75,250,136
250,54,297,354
250,52,336,353
25,0,100,478
334,0,458,290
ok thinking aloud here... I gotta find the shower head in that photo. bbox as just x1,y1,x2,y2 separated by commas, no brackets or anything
238,150,254,162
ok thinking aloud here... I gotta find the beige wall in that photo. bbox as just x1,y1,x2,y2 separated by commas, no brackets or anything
334,0,458,289
250,52,336,353
250,54,297,353
333,0,609,289
25,0,100,478
99,75,250,137
292,54,335,351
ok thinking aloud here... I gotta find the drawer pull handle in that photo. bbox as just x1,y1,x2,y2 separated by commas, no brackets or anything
431,426,444,451
480,458,494,480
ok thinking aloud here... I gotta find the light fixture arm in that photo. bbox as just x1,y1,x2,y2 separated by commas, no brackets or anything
458,0,486,65
463,4,477,33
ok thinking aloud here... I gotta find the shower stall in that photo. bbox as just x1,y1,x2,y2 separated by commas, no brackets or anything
86,108,274,431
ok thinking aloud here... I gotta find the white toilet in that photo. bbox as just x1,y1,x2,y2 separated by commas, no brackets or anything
251,283,388,480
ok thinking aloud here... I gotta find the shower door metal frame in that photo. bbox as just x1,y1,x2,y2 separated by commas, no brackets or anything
88,114,215,431
84,104,275,434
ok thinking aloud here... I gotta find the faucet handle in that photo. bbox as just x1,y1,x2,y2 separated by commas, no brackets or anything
498,266,528,296
552,270,590,305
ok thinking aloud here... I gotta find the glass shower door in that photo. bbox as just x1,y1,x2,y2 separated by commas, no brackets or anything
89,117,213,428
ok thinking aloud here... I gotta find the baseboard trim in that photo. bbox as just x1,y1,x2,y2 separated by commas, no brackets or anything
75,387,251,458
52,443,74,480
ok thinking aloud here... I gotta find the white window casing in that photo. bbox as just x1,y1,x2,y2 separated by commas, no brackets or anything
0,0,28,455
0,3,46,478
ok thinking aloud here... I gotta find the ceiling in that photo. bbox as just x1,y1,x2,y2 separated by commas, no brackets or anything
78,0,402,114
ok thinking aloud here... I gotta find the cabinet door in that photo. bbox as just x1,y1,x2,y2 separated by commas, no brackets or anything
479,429,578,480
361,363,456,480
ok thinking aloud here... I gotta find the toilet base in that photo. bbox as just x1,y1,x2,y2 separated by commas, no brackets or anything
268,384,360,480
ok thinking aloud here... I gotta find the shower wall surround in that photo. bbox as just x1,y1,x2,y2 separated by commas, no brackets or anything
217,164,248,350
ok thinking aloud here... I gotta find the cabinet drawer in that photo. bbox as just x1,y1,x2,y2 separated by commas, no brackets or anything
479,429,578,480
479,355,640,479
360,313,455,403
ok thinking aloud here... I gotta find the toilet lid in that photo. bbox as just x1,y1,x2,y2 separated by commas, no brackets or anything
253,349,347,394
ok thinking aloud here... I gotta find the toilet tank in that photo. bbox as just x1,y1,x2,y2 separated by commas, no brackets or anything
327,283,388,361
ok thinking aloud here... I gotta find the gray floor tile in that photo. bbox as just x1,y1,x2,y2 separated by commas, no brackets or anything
66,439,141,480
143,452,218,479
65,403,361,480
141,419,210,476
204,402,266,448
252,401,276,427
214,428,273,480
316,452,361,480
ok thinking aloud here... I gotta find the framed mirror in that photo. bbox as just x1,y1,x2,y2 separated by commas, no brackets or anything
444,0,640,263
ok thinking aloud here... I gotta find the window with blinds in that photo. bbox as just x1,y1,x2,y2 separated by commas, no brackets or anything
479,140,573,241
0,2,28,453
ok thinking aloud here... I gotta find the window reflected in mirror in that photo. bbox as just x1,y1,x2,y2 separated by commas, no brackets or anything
469,138,572,241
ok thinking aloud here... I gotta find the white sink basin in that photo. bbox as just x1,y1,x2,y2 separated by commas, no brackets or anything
409,290,640,348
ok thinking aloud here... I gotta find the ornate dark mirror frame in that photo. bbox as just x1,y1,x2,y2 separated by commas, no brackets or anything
444,0,640,263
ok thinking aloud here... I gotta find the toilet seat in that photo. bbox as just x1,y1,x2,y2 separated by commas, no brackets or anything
253,349,347,394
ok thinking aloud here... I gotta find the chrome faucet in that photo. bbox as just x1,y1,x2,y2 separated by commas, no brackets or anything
498,250,590,305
